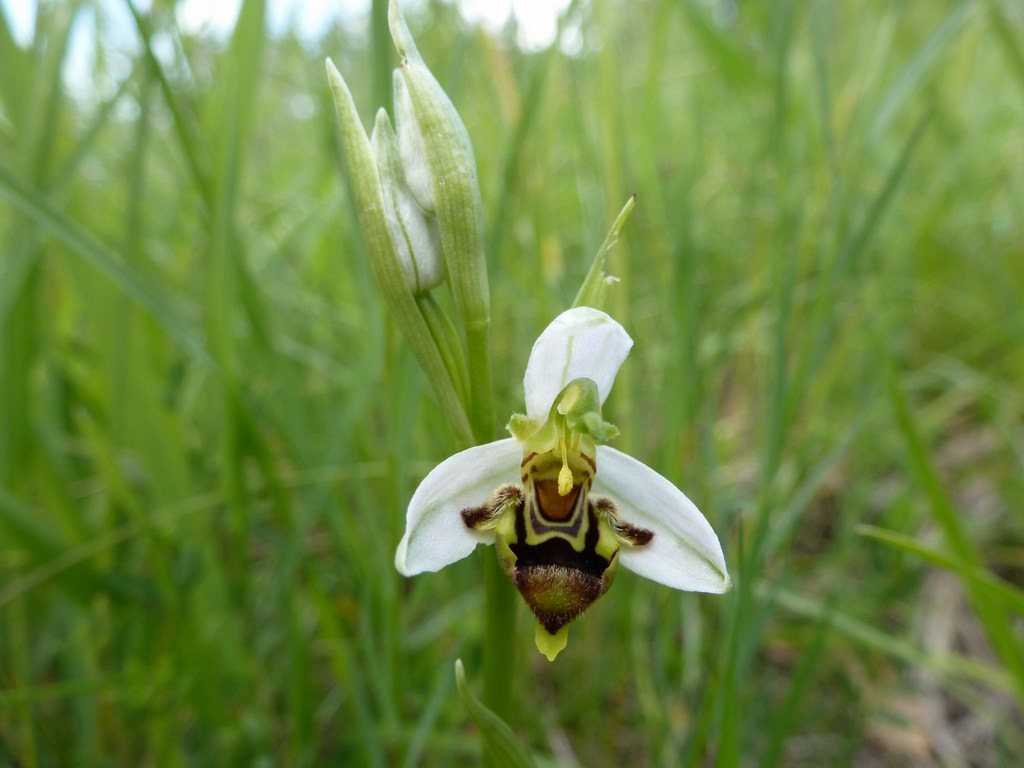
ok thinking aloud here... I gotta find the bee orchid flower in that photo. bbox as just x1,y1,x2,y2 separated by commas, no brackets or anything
396,307,730,660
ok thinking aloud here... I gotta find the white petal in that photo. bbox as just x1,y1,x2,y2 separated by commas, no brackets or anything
523,307,633,420
594,446,730,593
396,438,521,575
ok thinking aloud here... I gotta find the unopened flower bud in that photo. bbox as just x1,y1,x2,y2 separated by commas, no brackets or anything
326,56,472,443
393,74,435,215
372,109,444,295
388,0,489,328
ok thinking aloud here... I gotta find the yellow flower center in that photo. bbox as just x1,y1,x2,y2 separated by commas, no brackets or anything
557,435,573,495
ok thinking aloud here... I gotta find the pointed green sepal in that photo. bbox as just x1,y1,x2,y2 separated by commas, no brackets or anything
573,194,636,311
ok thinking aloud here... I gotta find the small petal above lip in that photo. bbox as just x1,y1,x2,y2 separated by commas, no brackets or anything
594,446,731,593
396,438,521,576
523,307,633,421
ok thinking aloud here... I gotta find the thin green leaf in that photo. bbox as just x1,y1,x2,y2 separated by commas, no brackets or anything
768,586,1013,694
858,525,1024,615
125,0,213,202
573,194,635,311
885,359,1024,704
0,163,209,365
870,0,974,138
837,109,931,276
455,660,536,768
984,0,1024,94
760,599,833,768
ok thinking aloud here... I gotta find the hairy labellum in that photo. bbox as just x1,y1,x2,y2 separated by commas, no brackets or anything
462,446,652,660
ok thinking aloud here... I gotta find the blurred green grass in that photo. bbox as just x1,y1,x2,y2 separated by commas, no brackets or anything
1,0,1023,765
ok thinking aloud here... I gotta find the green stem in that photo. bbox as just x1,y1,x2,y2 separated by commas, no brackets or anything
464,301,514,762
465,319,495,445
417,294,470,414
482,553,516,725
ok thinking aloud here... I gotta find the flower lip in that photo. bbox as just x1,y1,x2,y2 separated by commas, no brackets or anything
513,562,606,635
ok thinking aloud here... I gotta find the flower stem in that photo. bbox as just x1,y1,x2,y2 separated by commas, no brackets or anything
464,309,513,760
483,552,516,724
465,319,495,446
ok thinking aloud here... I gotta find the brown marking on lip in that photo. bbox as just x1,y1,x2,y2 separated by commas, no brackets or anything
594,497,654,546
535,479,580,522
513,565,603,635
462,484,524,531
581,452,596,472
461,505,491,530
520,452,538,469
508,534,613,634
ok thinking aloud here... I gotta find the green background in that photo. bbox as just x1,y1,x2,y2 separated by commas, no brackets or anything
1,0,1022,765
